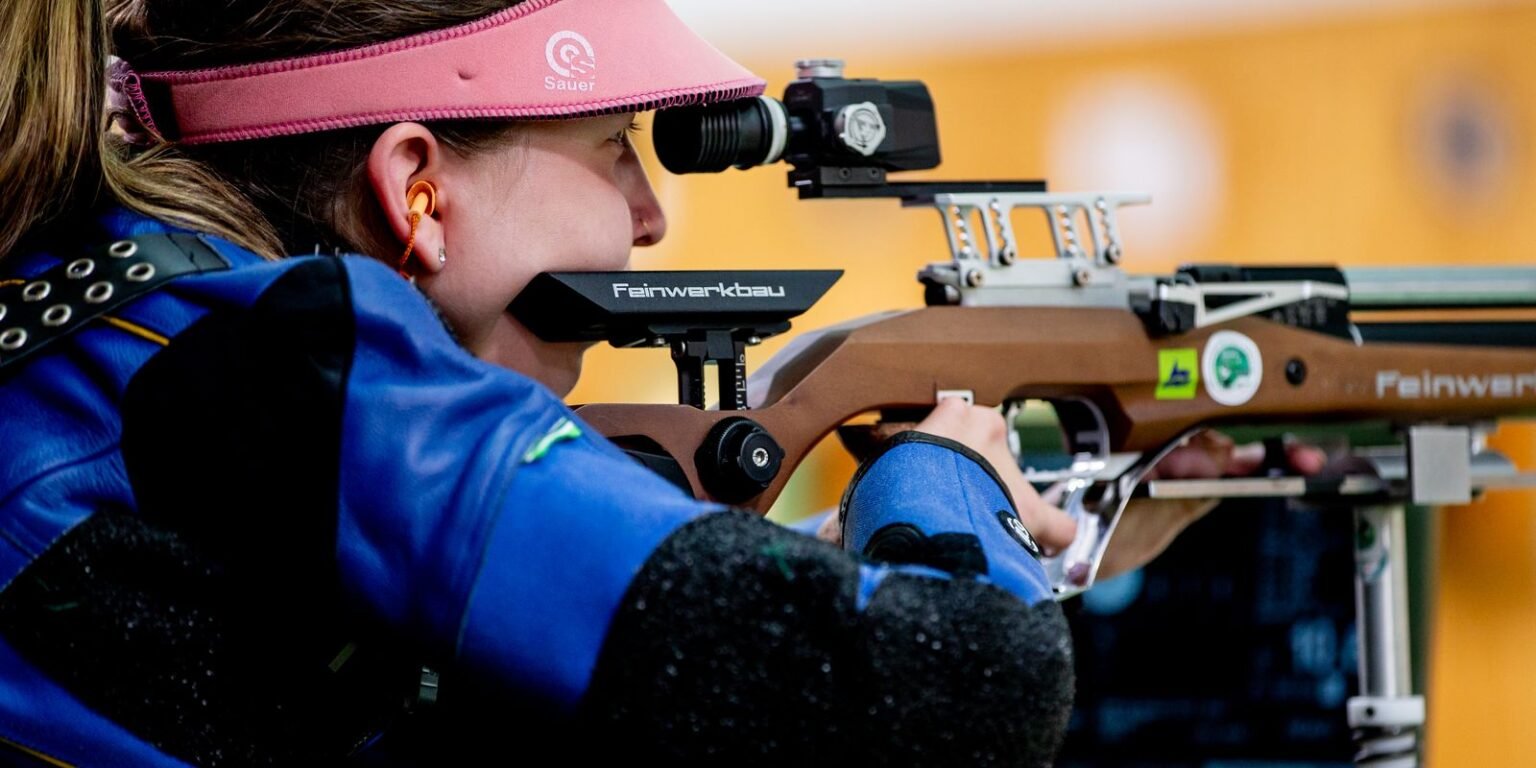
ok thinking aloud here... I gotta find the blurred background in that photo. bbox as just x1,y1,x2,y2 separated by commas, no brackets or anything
567,0,1536,763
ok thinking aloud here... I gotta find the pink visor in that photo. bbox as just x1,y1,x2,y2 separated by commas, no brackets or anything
131,0,765,145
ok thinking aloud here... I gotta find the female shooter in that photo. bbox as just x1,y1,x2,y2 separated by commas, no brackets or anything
0,0,1304,764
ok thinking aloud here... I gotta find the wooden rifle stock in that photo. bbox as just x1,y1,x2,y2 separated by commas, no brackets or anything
576,305,1536,513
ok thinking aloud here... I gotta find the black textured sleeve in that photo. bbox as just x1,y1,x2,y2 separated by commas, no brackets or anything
576,511,1074,765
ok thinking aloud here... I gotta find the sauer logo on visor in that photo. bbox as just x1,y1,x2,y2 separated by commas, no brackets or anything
545,30,596,92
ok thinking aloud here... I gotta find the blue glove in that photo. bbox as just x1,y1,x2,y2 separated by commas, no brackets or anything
840,431,1053,604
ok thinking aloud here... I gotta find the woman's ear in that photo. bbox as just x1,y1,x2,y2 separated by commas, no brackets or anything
367,122,448,276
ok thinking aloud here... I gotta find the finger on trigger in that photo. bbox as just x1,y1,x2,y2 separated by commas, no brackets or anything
1287,443,1328,475
1227,442,1267,476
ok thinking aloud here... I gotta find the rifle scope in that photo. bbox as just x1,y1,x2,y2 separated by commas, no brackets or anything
653,60,942,177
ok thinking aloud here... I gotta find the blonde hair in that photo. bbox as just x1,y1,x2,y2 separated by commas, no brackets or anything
2,0,526,262
0,0,280,260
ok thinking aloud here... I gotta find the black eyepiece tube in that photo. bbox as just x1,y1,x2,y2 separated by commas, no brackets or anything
653,96,789,174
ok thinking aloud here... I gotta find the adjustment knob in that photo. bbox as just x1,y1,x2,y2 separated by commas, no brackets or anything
795,59,845,79
695,417,784,504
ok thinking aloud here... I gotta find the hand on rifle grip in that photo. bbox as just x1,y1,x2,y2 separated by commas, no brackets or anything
827,398,1079,553
1143,431,1328,482
1094,431,1330,581
910,397,1081,554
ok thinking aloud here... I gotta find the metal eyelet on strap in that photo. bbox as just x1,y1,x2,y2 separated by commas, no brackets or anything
66,258,96,279
125,263,156,282
42,304,73,327
84,281,115,304
0,233,231,374
0,328,26,351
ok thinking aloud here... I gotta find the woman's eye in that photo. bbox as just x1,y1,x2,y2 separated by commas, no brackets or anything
612,119,642,147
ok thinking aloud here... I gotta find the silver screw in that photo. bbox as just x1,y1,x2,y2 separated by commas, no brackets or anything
747,336,762,346
956,215,975,256
1074,268,1094,286
751,447,771,468
1105,244,1123,264
965,269,985,288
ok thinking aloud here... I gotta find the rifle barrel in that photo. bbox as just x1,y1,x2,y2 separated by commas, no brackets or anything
1345,267,1536,309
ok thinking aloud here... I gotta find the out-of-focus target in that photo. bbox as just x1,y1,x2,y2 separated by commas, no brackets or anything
1410,72,1517,207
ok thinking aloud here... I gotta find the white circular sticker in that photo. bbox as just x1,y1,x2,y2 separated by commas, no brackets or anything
1202,330,1263,406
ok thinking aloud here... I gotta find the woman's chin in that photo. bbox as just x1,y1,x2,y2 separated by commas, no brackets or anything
476,315,588,396
500,342,585,397
540,343,587,398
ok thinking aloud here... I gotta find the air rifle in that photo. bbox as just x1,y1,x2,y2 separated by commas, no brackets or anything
510,61,1536,765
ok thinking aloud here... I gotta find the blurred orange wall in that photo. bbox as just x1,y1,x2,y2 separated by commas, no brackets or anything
568,4,1536,761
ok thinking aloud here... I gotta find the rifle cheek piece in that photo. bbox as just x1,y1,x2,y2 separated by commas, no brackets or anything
695,417,784,504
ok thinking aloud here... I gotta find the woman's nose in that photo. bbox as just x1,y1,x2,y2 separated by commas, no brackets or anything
634,203,667,246
620,146,667,247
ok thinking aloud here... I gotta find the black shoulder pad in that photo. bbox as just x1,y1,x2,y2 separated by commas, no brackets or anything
0,233,228,373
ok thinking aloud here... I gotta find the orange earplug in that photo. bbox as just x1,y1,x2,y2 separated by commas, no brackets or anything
397,180,438,278
407,180,437,219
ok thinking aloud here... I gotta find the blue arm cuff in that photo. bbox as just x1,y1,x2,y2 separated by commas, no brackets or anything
839,432,1053,605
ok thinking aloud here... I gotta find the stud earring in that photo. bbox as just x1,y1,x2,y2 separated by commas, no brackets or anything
438,246,447,266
